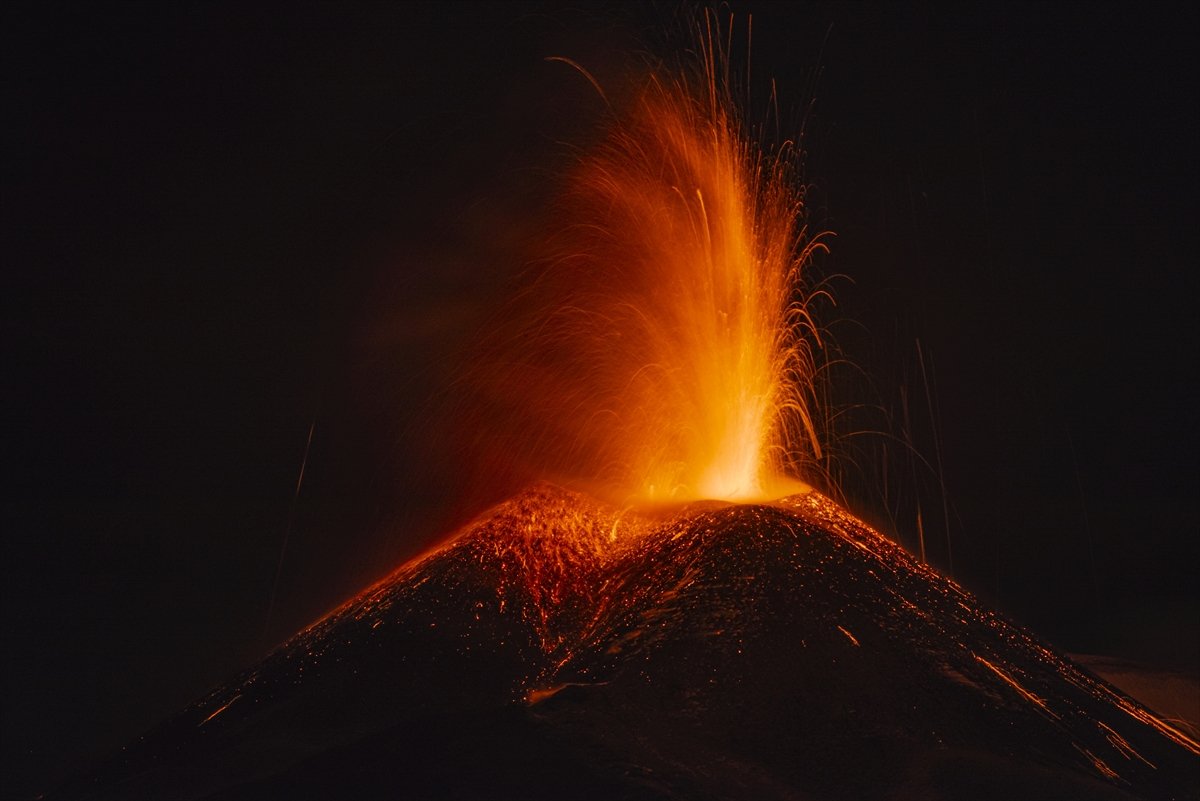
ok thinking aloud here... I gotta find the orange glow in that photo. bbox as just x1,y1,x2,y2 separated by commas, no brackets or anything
465,36,831,505
975,653,1059,719
198,694,240,726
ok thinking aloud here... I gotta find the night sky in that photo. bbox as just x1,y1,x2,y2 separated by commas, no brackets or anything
5,3,1197,797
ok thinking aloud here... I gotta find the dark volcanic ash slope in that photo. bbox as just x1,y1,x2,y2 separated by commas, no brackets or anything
57,484,1199,800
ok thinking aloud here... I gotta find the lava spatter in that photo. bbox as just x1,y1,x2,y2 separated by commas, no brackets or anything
460,29,833,507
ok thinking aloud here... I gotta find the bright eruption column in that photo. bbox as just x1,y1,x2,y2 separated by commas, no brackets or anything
468,55,831,504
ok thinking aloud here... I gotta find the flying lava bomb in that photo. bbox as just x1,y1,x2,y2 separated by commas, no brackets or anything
52,14,1199,801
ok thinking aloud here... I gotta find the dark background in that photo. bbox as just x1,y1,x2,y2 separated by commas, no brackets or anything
5,2,1196,797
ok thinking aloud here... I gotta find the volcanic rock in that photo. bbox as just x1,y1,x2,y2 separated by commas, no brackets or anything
55,484,1199,800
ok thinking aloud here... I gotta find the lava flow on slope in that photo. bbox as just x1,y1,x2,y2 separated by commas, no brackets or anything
57,483,1198,800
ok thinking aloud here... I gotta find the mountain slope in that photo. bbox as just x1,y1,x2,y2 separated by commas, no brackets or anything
57,484,1199,800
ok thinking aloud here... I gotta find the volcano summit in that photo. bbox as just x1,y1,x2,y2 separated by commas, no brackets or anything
58,484,1198,800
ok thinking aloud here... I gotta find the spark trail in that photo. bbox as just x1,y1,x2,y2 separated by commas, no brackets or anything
464,30,833,505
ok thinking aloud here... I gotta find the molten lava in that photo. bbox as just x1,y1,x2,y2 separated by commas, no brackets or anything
465,51,831,504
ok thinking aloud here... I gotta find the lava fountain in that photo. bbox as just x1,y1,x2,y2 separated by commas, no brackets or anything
52,21,1200,801
463,42,833,505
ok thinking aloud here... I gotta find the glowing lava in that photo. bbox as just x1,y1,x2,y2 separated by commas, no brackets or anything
91,484,1192,801
465,43,831,504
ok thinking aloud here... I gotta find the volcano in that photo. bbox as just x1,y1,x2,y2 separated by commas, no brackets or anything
55,484,1197,800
